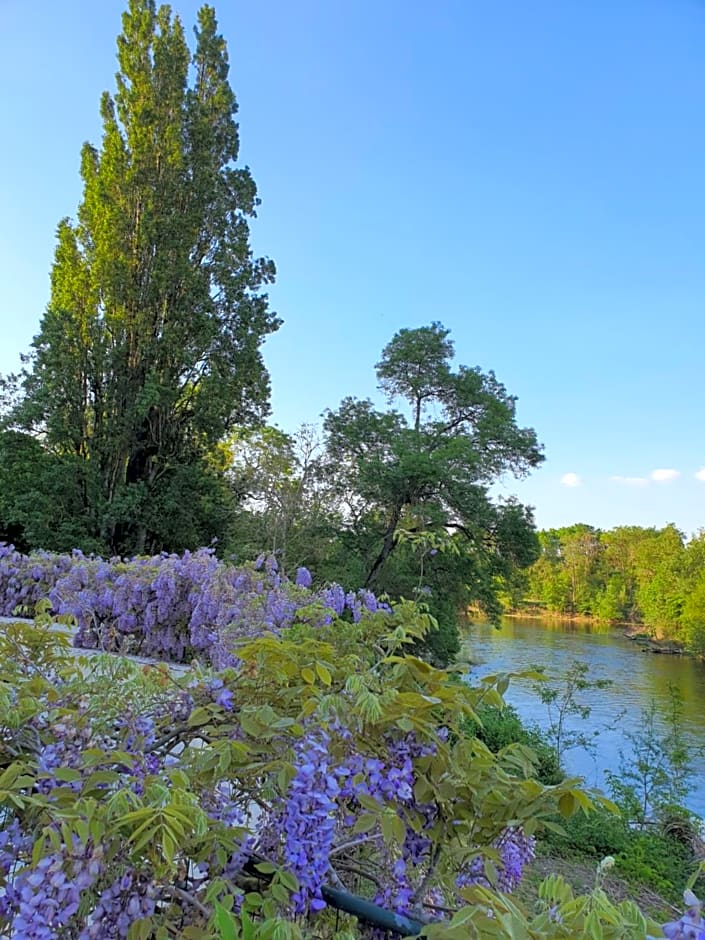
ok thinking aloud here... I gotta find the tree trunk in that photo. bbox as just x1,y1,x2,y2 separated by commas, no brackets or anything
365,505,403,587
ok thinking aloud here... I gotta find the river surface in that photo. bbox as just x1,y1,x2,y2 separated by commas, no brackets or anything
462,617,705,816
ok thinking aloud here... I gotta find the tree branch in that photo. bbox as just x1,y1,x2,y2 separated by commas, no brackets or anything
158,885,211,918
411,844,441,905
334,861,383,890
330,833,383,856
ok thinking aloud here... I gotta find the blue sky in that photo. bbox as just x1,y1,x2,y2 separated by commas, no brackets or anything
1,0,704,534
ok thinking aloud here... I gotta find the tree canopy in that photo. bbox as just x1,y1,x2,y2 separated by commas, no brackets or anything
2,0,278,555
321,322,544,661
521,523,705,654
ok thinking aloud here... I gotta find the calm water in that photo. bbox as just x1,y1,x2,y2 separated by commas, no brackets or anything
462,617,705,816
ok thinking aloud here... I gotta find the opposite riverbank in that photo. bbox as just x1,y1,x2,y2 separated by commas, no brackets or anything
499,608,688,655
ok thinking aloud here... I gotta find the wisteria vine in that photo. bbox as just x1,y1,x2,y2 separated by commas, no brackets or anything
0,544,387,668
0,549,622,939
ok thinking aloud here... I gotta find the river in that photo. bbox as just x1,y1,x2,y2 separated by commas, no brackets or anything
462,617,705,817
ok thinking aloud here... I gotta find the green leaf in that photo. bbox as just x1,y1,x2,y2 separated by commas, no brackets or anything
239,713,262,738
241,911,256,940
187,706,212,728
53,767,82,783
315,662,332,686
84,770,120,788
127,918,154,940
270,883,290,904
396,717,415,732
214,901,237,940
558,792,575,817
585,909,604,939
356,792,383,812
391,814,406,843
277,870,298,892
352,813,377,834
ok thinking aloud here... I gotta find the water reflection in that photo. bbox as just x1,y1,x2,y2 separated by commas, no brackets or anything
462,617,705,815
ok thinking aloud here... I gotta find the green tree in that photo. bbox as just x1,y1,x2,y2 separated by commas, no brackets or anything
525,529,573,612
5,1,278,554
606,688,695,828
599,525,661,621
634,525,686,637
227,425,340,574
322,322,543,662
680,573,705,654
525,525,605,616
678,530,705,653
0,431,104,553
594,576,628,622
533,661,613,767
523,523,696,629
559,525,603,614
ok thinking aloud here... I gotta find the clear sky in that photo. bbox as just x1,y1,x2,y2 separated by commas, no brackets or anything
1,0,704,535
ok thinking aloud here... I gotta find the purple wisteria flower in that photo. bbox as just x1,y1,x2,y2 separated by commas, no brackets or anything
295,567,312,588
280,730,340,913
456,827,535,894
215,687,234,711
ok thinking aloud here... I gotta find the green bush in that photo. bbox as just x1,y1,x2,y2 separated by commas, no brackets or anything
539,807,630,859
463,704,563,785
538,808,698,906
615,831,693,903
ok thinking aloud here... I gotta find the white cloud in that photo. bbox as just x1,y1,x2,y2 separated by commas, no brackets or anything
560,472,582,488
611,475,649,487
695,467,705,482
610,468,681,486
651,468,680,483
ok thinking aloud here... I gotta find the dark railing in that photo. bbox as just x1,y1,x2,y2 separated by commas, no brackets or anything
321,884,424,936
242,855,428,936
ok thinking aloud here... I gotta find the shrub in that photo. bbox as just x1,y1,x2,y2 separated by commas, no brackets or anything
615,832,693,903
463,704,563,785
0,608,636,938
539,806,630,860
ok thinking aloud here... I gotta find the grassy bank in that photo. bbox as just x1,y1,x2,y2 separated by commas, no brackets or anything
468,701,705,922
518,853,680,925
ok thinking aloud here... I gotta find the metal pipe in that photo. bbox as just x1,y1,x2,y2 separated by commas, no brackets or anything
243,855,428,935
321,884,424,936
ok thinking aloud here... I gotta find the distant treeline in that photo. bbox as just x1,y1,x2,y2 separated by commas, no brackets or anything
515,524,705,654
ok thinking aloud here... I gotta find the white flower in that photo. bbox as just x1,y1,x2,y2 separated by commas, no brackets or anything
599,856,615,872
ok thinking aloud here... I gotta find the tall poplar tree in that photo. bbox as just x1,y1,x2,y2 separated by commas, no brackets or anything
9,1,278,553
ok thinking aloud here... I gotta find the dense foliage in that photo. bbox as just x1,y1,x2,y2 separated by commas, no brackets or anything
540,803,701,910
0,1,699,937
323,323,542,589
1,312,547,665
228,324,544,665
461,704,563,786
0,0,278,556
520,524,705,654
477,698,705,909
0,544,389,668
0,604,659,938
